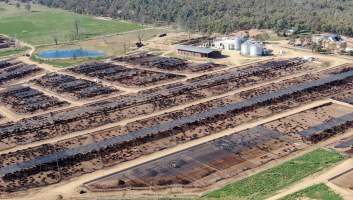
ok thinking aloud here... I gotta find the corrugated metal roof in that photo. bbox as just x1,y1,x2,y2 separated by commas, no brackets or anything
176,45,218,54
335,138,353,148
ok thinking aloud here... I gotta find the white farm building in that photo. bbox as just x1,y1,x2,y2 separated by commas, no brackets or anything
213,37,247,51
213,36,265,57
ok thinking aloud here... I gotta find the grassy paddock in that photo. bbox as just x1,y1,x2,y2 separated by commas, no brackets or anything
31,27,170,67
203,149,344,200
0,2,143,45
0,47,28,58
35,27,170,57
279,183,343,200
31,55,105,68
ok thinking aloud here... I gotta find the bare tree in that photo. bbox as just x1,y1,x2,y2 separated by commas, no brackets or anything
73,18,81,40
136,29,145,44
123,41,128,54
52,33,59,45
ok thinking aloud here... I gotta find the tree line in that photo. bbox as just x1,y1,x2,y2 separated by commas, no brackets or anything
20,0,353,36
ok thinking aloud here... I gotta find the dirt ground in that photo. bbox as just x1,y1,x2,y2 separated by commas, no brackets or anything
330,168,353,191
145,31,349,68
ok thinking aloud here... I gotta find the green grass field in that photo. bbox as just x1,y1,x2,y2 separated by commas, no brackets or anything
31,54,105,68
30,27,169,68
0,2,143,45
279,183,343,200
203,149,344,200
34,27,169,56
0,47,28,58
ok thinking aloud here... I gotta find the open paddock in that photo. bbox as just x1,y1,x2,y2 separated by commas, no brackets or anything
0,85,69,115
66,62,185,88
31,73,120,100
147,32,206,46
0,2,143,45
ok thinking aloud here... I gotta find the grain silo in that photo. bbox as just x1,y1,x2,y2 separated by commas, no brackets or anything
249,43,263,56
234,37,244,50
241,41,251,56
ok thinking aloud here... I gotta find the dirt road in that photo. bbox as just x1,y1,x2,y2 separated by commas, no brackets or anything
0,106,17,121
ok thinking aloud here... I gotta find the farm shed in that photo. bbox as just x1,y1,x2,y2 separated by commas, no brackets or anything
176,45,221,58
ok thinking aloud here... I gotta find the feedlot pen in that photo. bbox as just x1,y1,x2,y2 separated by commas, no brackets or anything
0,53,353,197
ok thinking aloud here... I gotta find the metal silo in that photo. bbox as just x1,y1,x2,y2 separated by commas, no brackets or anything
234,37,243,51
250,43,263,56
241,41,251,55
